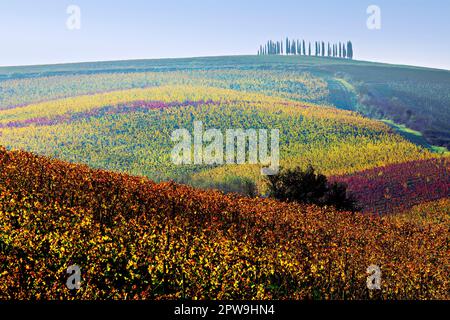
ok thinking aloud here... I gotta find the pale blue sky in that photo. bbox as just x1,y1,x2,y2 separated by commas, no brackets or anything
1,0,449,69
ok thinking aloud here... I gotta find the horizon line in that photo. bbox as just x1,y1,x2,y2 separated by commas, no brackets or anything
0,54,449,73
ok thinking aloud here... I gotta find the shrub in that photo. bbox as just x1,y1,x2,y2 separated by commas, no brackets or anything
266,166,357,211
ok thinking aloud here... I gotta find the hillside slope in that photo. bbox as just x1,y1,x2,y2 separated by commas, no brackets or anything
331,157,450,214
0,146,448,299
0,86,436,195
1,55,449,148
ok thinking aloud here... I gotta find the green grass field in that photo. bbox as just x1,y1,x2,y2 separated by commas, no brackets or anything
382,120,448,154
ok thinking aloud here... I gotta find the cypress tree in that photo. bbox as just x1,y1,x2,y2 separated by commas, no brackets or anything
347,41,353,59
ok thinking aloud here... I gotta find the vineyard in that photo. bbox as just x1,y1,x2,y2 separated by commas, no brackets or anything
0,55,448,300
1,55,448,149
0,147,448,299
0,69,330,109
0,86,437,192
330,157,450,214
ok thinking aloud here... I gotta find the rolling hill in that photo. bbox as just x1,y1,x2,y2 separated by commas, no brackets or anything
1,55,449,149
0,55,448,209
0,146,448,299
0,55,449,299
0,85,439,198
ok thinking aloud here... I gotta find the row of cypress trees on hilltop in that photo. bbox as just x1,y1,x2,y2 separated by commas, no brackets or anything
258,38,354,59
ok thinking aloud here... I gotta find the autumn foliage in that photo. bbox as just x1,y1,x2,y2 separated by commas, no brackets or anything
0,86,438,188
0,147,448,300
331,157,450,214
